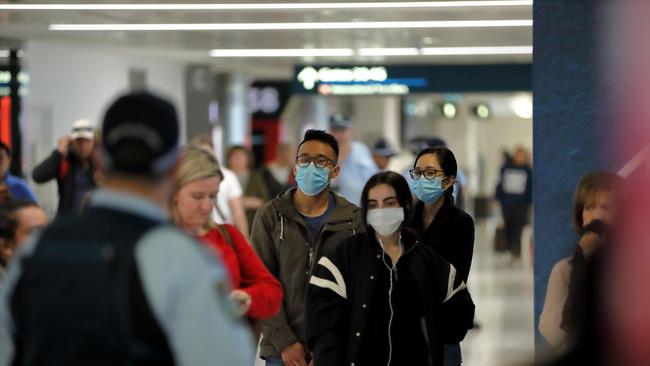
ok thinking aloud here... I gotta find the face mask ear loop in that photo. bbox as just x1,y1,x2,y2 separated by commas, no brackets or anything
377,233,402,366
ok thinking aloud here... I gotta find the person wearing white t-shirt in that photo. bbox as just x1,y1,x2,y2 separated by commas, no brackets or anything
191,135,250,240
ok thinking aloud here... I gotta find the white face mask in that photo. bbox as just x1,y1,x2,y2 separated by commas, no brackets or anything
366,207,404,237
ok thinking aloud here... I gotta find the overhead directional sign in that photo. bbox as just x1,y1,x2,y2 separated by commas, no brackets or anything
293,63,532,95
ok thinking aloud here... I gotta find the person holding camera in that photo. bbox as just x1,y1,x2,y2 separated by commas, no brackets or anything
32,119,97,216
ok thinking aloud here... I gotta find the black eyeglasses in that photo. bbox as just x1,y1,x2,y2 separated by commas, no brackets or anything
409,168,446,180
296,155,336,169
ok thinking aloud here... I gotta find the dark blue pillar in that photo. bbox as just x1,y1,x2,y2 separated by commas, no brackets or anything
533,0,607,351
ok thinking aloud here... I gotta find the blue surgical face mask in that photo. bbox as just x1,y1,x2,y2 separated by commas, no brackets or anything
414,177,446,204
295,163,331,196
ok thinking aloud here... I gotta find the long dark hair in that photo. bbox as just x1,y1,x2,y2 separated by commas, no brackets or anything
414,146,458,198
360,171,413,234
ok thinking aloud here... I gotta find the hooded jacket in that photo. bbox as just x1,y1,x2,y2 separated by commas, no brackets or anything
251,188,363,359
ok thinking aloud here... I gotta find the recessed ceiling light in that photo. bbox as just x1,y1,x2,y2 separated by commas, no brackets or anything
1,1,533,11
422,37,436,45
50,20,533,31
0,50,23,58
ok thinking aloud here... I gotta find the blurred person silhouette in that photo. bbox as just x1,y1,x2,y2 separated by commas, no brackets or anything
306,171,474,366
0,180,10,205
226,145,270,232
170,146,282,342
32,118,97,216
0,200,47,281
257,143,296,199
251,129,363,366
0,142,37,203
191,134,250,239
0,92,255,366
539,172,623,349
371,138,398,171
328,114,378,205
408,146,475,366
495,146,533,260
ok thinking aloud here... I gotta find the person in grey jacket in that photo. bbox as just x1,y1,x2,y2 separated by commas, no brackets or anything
0,92,254,366
251,129,363,366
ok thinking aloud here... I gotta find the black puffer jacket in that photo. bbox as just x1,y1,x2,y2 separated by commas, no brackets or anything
305,230,475,366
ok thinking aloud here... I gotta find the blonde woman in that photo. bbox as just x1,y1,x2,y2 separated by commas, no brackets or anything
170,146,282,326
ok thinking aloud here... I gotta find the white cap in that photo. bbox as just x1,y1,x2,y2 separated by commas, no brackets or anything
70,118,95,140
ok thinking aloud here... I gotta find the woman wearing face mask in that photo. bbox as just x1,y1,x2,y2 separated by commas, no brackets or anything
408,146,475,366
170,147,282,339
305,171,475,366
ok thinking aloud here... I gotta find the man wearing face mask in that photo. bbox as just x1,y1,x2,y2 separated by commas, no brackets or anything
251,129,363,366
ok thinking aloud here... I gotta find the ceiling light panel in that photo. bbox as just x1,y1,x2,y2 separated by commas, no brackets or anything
49,20,533,31
1,1,533,11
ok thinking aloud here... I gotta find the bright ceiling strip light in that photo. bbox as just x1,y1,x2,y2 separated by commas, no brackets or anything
50,20,532,31
208,46,532,58
1,1,532,11
420,46,532,55
358,48,420,56
209,48,354,57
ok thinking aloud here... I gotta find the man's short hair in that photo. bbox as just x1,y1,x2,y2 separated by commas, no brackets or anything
297,129,340,161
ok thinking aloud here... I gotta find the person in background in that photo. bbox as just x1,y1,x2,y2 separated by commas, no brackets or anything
257,143,295,199
0,142,37,203
328,114,378,205
190,134,250,239
0,200,47,281
371,138,398,171
408,146,476,366
0,92,254,366
306,171,474,366
495,146,533,260
170,146,282,341
539,172,623,349
0,180,10,205
32,118,97,216
251,129,362,366
226,145,269,231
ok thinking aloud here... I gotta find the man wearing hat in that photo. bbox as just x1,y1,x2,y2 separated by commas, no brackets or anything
371,138,398,171
0,92,254,366
328,114,378,205
32,118,97,215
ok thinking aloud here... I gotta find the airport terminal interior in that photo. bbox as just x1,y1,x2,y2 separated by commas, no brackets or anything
2,1,610,365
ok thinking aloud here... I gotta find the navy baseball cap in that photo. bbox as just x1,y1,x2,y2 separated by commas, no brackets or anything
101,92,179,176
329,113,351,130
372,138,397,157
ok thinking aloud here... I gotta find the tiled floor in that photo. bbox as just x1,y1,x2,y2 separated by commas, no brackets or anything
462,221,535,366
255,220,535,366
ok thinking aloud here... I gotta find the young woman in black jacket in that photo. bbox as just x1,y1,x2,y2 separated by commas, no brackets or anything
408,146,475,365
306,171,474,366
